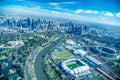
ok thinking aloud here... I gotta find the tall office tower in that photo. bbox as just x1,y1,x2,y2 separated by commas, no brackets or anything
17,19,22,28
12,18,16,27
27,17,31,29
6,19,11,27
31,19,35,30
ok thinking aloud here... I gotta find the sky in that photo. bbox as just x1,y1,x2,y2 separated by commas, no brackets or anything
0,0,120,26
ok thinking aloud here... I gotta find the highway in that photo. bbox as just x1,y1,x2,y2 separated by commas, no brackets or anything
34,33,65,80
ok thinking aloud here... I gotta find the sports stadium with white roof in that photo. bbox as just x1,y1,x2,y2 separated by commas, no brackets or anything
61,59,90,77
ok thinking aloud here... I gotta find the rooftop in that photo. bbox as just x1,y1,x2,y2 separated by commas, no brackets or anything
86,56,102,65
66,39,76,45
74,49,87,56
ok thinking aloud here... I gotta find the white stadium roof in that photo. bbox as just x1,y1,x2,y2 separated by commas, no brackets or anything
61,59,90,77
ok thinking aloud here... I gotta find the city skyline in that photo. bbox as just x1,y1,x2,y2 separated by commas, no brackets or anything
0,0,120,26
0,1,120,80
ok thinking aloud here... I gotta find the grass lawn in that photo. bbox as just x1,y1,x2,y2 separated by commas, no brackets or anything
0,56,7,60
104,57,120,67
53,51,71,59
93,76,104,80
66,61,80,70
113,61,120,66
0,49,11,55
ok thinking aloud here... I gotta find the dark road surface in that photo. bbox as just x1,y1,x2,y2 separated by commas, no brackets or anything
34,33,65,80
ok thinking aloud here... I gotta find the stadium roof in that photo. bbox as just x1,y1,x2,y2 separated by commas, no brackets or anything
61,59,90,76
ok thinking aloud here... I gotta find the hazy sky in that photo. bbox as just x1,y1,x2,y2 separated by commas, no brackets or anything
0,0,120,26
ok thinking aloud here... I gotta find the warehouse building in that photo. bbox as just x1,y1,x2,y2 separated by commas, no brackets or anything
85,56,102,67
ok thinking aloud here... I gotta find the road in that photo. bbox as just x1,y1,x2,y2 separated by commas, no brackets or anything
25,47,41,80
34,33,65,80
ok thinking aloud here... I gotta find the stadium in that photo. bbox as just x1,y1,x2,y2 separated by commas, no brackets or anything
61,59,90,77
90,47,120,59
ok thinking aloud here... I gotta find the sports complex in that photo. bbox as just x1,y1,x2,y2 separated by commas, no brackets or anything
52,39,120,79
90,46,120,59
61,59,90,77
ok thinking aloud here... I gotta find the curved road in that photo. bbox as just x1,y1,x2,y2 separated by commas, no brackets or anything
34,33,65,80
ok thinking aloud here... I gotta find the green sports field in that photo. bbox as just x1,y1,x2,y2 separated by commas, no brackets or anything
53,51,71,59
66,61,81,70
93,76,104,80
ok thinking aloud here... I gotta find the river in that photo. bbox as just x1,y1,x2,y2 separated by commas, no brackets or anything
34,33,64,80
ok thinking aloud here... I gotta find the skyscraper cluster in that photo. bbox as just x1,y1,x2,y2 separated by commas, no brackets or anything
0,17,92,35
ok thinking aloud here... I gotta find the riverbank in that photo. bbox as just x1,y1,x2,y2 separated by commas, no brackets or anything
34,33,64,80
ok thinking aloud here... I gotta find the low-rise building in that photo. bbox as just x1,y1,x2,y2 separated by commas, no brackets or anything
73,49,87,57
